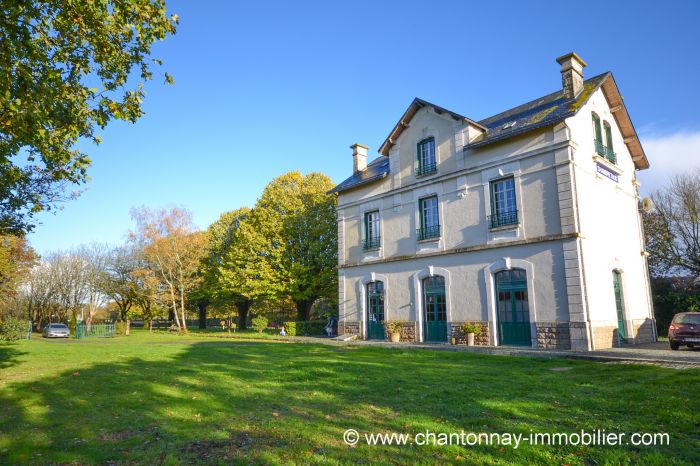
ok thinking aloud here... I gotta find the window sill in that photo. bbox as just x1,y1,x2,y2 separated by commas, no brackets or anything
362,247,381,252
489,223,520,232
417,236,441,243
415,170,438,179
592,155,622,175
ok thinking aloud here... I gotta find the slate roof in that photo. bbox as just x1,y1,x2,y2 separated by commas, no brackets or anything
331,71,645,194
328,155,390,194
469,72,610,149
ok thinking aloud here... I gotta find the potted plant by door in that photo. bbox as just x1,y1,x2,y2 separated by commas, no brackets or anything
385,321,403,343
460,323,481,346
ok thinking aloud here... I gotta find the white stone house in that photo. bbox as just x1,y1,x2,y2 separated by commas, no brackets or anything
331,53,655,350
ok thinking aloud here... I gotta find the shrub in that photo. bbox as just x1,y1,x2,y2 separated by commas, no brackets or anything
384,321,404,335
251,316,268,333
282,320,328,336
0,317,30,341
460,323,481,335
115,321,128,336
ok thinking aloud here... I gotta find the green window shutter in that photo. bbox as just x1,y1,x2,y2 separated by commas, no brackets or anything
604,122,613,150
592,113,602,142
419,199,425,230
416,141,423,172
364,212,369,241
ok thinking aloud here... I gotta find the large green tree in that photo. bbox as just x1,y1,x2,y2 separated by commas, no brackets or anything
241,172,338,321
197,207,255,329
0,1,178,234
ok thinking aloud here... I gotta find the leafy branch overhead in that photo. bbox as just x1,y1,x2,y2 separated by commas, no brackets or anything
0,1,178,234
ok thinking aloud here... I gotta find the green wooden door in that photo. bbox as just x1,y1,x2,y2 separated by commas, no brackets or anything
423,276,447,342
613,271,626,341
367,281,385,340
496,269,531,346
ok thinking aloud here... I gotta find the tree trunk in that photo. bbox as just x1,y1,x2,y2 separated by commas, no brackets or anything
295,299,314,321
168,307,175,326
238,300,250,330
198,302,207,329
179,287,187,333
70,309,77,335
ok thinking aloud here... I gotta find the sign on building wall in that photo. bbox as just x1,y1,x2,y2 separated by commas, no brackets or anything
596,163,619,183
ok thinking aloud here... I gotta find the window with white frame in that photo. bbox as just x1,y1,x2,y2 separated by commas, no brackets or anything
363,210,381,250
416,137,437,177
417,195,440,240
489,177,518,228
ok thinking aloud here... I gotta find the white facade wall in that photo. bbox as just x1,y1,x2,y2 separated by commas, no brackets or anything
337,94,654,350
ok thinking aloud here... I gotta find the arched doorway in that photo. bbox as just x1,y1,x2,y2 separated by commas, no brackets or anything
366,281,385,340
495,269,531,346
423,276,447,342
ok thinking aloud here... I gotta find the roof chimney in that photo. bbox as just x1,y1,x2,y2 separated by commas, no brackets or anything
556,52,587,100
350,143,369,173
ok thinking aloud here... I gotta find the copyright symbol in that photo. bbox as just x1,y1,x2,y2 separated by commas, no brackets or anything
343,429,360,446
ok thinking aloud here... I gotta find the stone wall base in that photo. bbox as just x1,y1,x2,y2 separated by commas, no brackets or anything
391,321,417,342
568,321,590,351
342,319,656,350
536,321,571,349
340,321,361,336
591,325,622,349
630,318,656,344
448,321,489,346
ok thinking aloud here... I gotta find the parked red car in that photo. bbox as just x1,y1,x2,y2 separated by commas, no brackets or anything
668,312,700,350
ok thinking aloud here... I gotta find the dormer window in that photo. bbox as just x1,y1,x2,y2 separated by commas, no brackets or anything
415,137,437,177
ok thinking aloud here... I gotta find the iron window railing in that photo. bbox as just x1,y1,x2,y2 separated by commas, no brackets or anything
594,139,606,157
363,236,381,251
417,224,441,241
595,139,617,164
488,210,519,229
605,147,617,164
415,162,437,177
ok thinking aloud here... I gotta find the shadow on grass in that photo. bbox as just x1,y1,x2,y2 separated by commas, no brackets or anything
0,343,25,370
0,340,698,464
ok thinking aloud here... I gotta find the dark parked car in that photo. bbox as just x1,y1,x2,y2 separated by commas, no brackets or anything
668,312,700,350
42,323,70,338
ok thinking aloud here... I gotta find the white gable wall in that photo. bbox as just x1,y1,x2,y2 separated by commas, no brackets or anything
566,89,654,347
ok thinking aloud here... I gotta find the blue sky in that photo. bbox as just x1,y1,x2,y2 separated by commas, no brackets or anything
28,0,700,254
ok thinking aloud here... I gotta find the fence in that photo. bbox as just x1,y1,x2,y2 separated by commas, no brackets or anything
75,322,116,339
130,318,231,329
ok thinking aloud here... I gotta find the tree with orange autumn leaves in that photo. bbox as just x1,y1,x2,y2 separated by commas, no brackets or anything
129,207,206,332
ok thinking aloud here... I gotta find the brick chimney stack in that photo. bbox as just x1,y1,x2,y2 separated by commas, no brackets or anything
556,52,587,100
350,143,369,173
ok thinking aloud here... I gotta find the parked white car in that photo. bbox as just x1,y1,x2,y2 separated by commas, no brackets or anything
42,323,70,338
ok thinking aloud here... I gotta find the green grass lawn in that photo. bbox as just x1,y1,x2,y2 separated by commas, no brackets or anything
0,331,698,465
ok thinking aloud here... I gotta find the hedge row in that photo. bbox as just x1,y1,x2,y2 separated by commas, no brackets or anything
282,320,328,336
0,317,31,341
